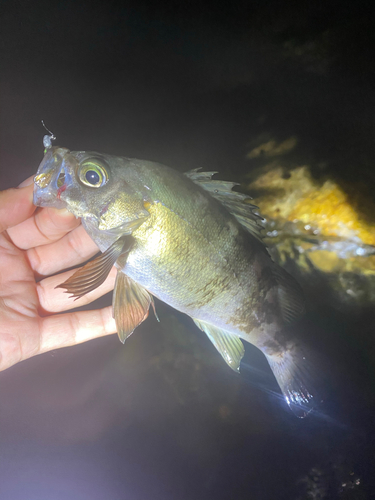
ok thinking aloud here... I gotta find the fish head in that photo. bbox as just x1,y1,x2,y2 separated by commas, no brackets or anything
33,147,150,237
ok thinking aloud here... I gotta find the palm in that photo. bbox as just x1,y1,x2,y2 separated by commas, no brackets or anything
0,233,40,366
0,183,117,371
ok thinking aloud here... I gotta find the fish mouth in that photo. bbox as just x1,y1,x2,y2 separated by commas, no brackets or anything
33,147,73,209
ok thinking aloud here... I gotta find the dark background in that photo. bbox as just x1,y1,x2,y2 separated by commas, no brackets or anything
1,1,375,499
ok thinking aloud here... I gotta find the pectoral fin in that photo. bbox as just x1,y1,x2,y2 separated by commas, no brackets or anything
56,236,132,299
113,272,156,343
193,319,244,372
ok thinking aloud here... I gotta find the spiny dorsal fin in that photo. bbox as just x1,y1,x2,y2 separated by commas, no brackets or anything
185,169,264,243
193,318,245,372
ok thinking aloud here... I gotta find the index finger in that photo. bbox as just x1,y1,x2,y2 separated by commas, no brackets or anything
7,204,81,249
0,183,36,233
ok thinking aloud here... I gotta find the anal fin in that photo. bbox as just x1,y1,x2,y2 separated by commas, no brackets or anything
193,319,244,372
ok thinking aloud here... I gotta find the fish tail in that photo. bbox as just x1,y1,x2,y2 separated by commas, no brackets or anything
264,341,324,417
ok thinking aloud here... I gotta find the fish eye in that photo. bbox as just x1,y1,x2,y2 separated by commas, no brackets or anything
78,161,108,188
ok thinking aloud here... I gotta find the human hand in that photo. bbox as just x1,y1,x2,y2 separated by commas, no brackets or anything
0,177,117,371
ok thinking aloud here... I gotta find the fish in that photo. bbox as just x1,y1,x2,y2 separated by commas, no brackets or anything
33,145,323,416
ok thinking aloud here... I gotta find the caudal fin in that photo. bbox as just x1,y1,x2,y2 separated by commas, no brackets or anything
265,343,324,418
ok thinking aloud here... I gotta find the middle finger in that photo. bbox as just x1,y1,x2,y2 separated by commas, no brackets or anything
27,224,99,276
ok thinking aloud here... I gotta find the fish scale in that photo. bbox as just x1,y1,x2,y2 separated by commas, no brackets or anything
125,202,243,321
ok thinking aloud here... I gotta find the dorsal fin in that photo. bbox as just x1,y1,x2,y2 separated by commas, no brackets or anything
272,264,306,324
185,169,264,243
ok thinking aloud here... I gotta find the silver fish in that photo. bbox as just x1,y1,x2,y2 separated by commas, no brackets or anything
34,146,322,415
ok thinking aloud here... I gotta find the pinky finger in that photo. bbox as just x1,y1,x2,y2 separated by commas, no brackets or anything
40,306,117,353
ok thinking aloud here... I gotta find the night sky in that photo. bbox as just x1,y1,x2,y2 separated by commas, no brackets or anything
1,1,375,499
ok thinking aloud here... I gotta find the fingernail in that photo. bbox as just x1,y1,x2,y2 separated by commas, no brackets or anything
48,207,76,219
17,175,35,188
57,208,75,218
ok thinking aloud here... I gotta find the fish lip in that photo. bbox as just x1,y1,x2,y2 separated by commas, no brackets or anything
33,147,78,209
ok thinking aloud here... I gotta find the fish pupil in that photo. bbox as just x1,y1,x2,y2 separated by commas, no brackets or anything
86,170,100,185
